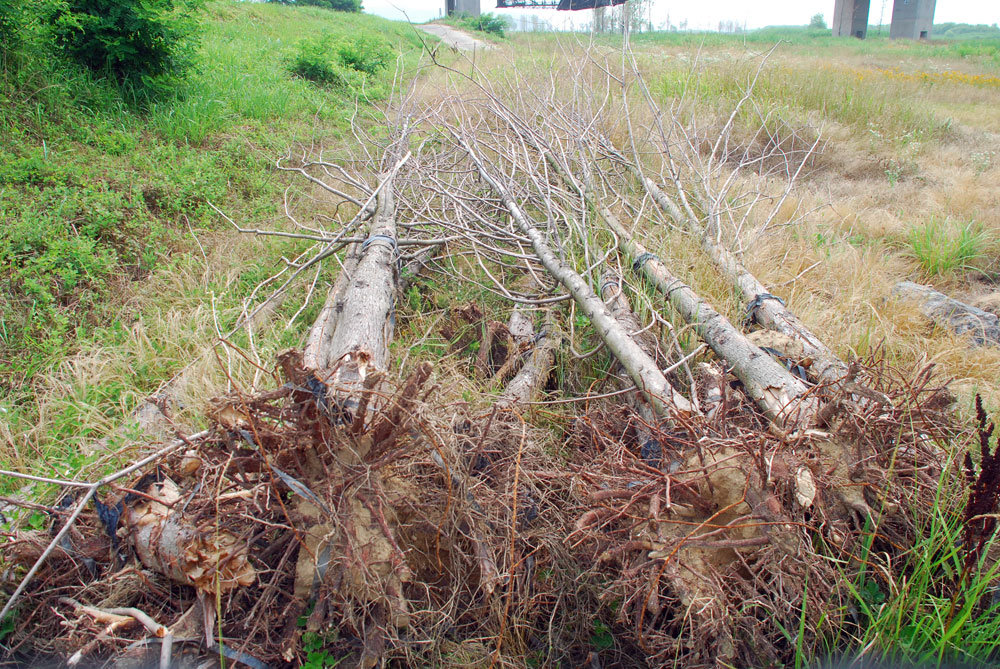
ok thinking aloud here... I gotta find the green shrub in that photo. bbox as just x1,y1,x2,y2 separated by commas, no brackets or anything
334,35,391,75
288,33,390,84
454,12,507,38
288,36,361,87
0,0,21,51
51,0,204,95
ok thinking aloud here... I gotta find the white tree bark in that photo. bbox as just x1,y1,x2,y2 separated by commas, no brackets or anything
456,132,695,420
498,310,556,408
639,174,856,391
321,153,410,390
594,193,818,429
303,242,362,371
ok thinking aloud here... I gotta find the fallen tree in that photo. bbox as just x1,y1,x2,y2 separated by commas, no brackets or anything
453,130,696,422
893,280,1000,347
1,47,991,669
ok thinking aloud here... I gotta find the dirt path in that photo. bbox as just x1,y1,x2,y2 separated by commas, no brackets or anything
419,23,495,51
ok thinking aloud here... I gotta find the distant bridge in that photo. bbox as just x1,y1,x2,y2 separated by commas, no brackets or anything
834,0,936,39
451,0,935,38
495,0,626,9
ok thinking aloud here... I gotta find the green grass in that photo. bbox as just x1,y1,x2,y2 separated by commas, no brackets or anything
829,477,1000,665
0,1,425,396
906,218,991,277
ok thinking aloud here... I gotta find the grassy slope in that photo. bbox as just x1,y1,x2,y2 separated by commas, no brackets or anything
0,1,427,486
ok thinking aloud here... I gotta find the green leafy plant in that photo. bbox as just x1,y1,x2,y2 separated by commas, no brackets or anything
451,12,508,37
301,631,341,667
288,36,360,87
334,34,391,75
589,620,615,651
0,0,22,51
0,610,15,643
51,0,204,96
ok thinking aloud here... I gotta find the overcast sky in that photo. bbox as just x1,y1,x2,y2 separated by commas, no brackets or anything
364,0,999,32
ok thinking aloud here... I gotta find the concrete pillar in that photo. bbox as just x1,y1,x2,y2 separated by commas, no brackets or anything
889,0,936,39
833,0,870,38
445,0,480,16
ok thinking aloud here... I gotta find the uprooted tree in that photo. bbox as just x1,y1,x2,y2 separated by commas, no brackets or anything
0,39,990,669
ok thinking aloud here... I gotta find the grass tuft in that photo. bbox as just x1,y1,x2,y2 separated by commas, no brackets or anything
905,218,990,277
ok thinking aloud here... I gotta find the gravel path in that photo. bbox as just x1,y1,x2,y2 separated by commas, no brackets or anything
419,23,495,51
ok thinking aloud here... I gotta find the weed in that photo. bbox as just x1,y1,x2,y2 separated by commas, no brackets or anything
836,490,997,663
443,12,508,38
334,35,392,75
971,151,993,175
301,631,341,668
884,159,902,186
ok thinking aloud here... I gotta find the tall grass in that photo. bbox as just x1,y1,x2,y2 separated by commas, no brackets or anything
831,476,1000,665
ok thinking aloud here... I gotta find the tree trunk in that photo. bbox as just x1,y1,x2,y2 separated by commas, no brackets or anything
302,242,363,371
498,310,557,408
638,173,855,391
595,193,818,429
893,281,1000,347
456,132,695,420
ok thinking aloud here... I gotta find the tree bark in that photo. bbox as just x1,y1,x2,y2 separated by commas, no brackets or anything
893,281,1000,347
456,132,695,420
323,162,405,389
303,242,363,371
638,173,855,391
498,310,557,408
594,194,818,429
538,146,818,429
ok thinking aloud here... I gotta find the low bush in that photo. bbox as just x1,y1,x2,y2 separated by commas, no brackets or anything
51,0,204,96
288,33,390,84
451,12,507,38
288,36,361,86
334,34,392,75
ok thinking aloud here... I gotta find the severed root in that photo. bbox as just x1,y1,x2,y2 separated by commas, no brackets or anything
124,477,255,595
61,598,167,667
